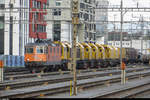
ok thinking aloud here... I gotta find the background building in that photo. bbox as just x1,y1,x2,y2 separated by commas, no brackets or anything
0,0,25,67
0,0,31,56
95,0,109,44
108,40,150,54
46,0,72,42
29,0,47,39
108,31,129,41
0,0,21,56
46,0,96,43
20,0,30,56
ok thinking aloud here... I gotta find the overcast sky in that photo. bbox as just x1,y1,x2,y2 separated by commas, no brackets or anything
109,0,150,7
107,0,150,31
108,0,150,21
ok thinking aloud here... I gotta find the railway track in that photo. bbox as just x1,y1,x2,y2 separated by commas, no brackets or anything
0,67,150,98
45,72,150,98
4,66,122,80
0,67,148,91
91,78,150,98
4,66,120,79
127,88,150,98
4,71,30,76
4,64,147,80
4,67,29,75
4,63,145,76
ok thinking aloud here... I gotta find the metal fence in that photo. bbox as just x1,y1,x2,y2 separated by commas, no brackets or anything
0,55,24,67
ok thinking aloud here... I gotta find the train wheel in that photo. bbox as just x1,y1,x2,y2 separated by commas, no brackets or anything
63,64,68,71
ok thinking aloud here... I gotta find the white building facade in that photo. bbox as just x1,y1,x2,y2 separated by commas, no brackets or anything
46,0,96,43
95,0,109,44
0,0,30,56
46,0,72,42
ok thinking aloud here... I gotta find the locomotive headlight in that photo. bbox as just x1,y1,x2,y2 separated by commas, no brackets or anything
27,59,30,61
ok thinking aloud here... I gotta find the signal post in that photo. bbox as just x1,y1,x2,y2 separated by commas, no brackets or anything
120,0,126,85
121,62,126,84
72,0,79,96
0,60,4,82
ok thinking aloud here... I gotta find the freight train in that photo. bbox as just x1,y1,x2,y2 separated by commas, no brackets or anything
24,40,141,72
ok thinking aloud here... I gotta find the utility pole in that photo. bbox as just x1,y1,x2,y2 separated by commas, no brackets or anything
120,0,126,85
141,15,144,54
72,0,79,96
130,19,133,48
114,14,117,46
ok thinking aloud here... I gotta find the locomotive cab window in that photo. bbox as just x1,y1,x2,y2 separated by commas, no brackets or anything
45,47,48,53
25,47,34,54
36,46,44,54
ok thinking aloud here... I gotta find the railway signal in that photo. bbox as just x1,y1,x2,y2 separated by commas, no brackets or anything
120,0,126,85
121,62,126,84
0,60,4,82
72,0,79,96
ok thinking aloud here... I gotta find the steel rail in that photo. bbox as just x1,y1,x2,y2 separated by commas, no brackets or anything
0,67,148,91
4,65,146,80
0,68,150,98
93,79,150,98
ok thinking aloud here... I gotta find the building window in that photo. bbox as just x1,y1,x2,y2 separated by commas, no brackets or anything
32,0,37,8
34,12,39,20
0,21,4,29
53,9,61,16
0,16,4,54
9,4,13,9
32,24,35,32
56,0,61,6
0,4,5,9
37,25,46,32
37,1,41,9
47,0,49,6
9,16,13,55
43,3,46,9
53,21,61,41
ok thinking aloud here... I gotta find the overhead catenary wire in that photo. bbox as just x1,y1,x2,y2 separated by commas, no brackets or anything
1,1,150,40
